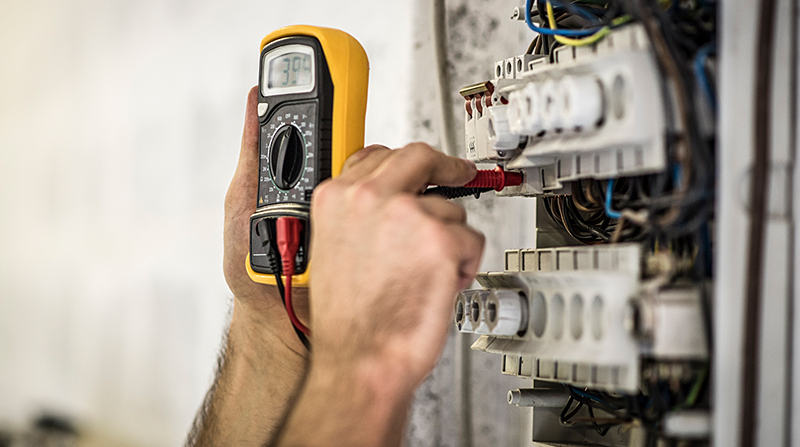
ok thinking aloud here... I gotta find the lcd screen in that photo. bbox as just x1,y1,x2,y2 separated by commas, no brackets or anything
268,52,313,88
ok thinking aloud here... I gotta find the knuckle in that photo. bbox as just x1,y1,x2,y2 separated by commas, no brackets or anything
343,145,388,170
311,179,342,209
461,225,485,250
404,141,435,152
348,179,382,209
364,143,390,152
399,142,438,164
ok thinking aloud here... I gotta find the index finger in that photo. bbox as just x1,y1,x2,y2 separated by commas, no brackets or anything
366,143,477,194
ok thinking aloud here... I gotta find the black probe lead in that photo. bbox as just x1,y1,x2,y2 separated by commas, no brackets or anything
423,186,493,200
256,219,310,350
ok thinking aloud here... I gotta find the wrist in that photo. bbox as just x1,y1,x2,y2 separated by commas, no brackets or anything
231,297,309,361
311,346,417,399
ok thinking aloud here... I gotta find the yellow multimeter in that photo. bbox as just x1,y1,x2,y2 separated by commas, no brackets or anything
246,26,369,287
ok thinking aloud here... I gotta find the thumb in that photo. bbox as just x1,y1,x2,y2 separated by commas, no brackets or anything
225,86,260,221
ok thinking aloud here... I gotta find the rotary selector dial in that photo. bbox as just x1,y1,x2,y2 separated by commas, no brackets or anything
258,102,319,205
270,124,305,190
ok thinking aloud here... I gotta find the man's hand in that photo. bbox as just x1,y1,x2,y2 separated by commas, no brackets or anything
274,143,485,447
186,87,309,447
223,87,309,351
312,143,484,386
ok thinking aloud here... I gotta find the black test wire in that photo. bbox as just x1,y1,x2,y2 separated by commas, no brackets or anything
258,219,310,350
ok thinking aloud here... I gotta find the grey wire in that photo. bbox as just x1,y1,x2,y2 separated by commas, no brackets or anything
432,2,472,445
453,329,474,447
432,0,460,158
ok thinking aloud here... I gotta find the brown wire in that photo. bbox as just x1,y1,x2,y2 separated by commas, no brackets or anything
740,0,777,443
584,180,603,207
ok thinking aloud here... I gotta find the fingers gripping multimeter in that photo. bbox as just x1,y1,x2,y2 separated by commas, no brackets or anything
247,26,369,287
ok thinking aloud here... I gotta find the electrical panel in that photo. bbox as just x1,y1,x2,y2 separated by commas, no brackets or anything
447,2,716,445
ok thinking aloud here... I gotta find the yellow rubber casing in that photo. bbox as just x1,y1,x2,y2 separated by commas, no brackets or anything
246,25,369,287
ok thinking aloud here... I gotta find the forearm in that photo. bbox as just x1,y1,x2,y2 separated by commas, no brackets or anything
187,296,308,447
272,355,413,447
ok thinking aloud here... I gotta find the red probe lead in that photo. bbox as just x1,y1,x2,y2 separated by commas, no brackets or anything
462,166,523,191
276,216,310,336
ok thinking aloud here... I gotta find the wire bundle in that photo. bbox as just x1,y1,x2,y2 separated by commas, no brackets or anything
525,0,629,54
559,364,709,439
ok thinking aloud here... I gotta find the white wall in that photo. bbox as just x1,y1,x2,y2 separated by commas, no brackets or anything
0,1,415,445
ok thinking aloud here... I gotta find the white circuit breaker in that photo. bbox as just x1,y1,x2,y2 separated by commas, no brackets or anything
462,24,669,195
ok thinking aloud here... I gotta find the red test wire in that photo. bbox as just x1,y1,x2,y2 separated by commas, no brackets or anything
276,216,310,336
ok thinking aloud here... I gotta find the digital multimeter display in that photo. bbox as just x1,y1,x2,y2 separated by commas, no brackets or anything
268,53,312,88
261,44,316,95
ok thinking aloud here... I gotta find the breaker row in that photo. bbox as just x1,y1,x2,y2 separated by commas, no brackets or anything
454,244,708,392
462,24,669,195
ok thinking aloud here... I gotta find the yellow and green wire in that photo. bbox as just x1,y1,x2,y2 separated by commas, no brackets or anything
545,0,631,47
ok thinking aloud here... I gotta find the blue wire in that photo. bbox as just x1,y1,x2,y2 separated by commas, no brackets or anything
568,386,622,410
605,179,621,219
525,0,605,37
671,163,683,190
694,42,717,114
549,0,601,23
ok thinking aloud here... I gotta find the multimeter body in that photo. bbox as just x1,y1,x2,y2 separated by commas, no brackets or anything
247,26,369,287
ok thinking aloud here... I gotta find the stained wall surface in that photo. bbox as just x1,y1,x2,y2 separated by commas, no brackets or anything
406,1,535,445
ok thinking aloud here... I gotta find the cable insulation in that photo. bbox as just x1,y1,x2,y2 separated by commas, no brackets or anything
740,0,777,444
526,0,605,36
604,179,622,219
433,0,460,157
284,275,309,336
